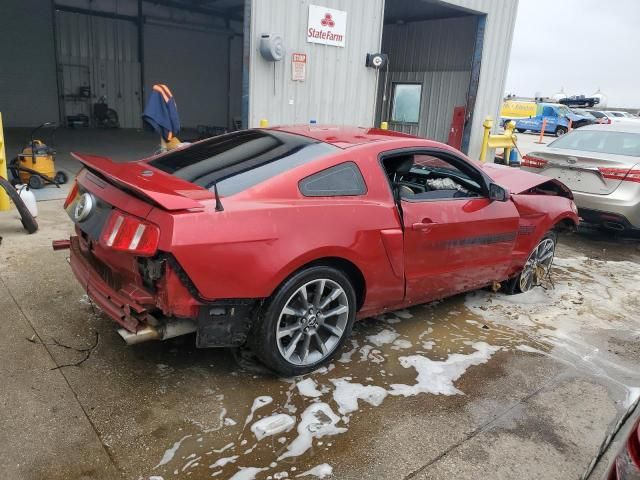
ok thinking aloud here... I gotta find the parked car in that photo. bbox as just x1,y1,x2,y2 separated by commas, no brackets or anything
586,110,639,125
558,95,600,108
583,109,613,124
605,110,640,121
55,126,578,375
513,103,593,136
521,123,640,231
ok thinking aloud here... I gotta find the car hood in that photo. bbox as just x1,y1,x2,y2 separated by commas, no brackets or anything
481,162,572,196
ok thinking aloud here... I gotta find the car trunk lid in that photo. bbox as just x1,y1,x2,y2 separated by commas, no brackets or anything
72,152,214,210
522,149,639,195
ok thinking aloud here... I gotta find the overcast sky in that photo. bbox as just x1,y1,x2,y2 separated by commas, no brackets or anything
505,0,639,108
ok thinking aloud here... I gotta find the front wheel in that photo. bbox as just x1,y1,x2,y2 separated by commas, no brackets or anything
555,126,567,137
249,266,356,376
506,231,557,294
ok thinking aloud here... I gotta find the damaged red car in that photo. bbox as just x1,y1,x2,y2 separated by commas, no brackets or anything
54,126,578,375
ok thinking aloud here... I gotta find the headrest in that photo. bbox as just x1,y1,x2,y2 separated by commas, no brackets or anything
395,156,414,175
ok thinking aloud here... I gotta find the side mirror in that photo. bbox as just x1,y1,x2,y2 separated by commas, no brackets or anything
489,183,510,202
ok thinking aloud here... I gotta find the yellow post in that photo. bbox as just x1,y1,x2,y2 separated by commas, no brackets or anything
479,116,519,165
0,112,10,211
259,119,269,128
479,116,493,163
380,121,388,130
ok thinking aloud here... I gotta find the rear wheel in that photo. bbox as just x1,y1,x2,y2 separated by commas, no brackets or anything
555,126,567,137
28,175,44,189
506,231,557,294
516,128,526,133
249,266,356,376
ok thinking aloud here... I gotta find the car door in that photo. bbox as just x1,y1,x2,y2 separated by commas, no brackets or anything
541,106,559,132
396,151,520,304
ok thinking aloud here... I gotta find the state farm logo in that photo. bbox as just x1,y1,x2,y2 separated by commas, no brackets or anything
307,5,346,47
320,13,335,28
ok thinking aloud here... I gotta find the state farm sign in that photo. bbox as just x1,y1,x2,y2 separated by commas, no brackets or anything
307,5,347,47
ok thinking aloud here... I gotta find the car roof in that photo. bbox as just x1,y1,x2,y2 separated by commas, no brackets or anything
270,125,418,148
573,123,640,133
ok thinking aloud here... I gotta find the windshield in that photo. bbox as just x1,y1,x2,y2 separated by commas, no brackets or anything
149,130,338,196
557,105,572,116
549,130,640,156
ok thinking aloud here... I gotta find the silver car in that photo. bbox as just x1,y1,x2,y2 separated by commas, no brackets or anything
521,123,640,231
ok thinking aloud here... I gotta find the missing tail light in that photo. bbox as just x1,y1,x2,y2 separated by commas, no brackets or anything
100,210,160,256
521,155,548,169
599,168,640,183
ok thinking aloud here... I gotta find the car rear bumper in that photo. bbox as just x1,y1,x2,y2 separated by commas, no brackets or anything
69,235,154,332
572,184,640,229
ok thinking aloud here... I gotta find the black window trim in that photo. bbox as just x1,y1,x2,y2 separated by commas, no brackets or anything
389,82,423,126
378,147,493,204
298,161,368,197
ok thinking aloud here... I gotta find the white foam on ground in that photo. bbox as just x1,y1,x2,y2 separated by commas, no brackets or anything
330,378,388,414
389,342,501,396
278,403,347,460
251,414,296,440
516,345,545,354
296,463,333,478
229,466,267,480
209,455,239,469
624,387,640,408
244,396,273,427
366,329,399,347
296,378,322,397
391,339,412,350
154,435,191,468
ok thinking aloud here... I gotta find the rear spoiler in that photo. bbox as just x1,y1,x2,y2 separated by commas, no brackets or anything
71,152,214,211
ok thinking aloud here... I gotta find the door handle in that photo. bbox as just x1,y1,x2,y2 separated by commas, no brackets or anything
412,218,435,231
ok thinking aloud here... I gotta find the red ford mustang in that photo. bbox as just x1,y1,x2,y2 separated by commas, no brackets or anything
54,126,578,375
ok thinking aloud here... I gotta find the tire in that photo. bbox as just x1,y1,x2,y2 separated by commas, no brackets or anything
555,126,567,137
249,265,356,376
0,176,38,234
28,175,44,189
505,231,557,294
516,128,526,133
54,171,68,185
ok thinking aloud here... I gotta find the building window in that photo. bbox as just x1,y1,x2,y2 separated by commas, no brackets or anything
299,162,367,197
391,83,422,124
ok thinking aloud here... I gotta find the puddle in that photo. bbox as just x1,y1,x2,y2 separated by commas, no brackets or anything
140,249,640,480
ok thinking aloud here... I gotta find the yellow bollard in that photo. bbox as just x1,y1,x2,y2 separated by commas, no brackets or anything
479,117,493,163
259,119,269,128
380,122,388,130
0,112,10,211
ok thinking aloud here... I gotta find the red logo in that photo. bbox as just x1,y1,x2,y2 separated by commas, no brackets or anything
320,13,335,28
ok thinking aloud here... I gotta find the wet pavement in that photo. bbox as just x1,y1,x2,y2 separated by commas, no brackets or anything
1,200,639,480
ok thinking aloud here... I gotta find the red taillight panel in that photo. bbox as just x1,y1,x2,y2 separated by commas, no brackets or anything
64,181,79,209
100,210,160,256
629,422,640,468
599,168,640,183
522,155,548,169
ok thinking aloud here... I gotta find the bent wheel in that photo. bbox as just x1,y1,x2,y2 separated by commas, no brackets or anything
250,266,356,376
507,231,557,294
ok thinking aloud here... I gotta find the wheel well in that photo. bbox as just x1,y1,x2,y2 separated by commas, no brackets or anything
554,218,577,232
297,257,366,311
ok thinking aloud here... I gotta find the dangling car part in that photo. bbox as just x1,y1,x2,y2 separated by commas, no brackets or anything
53,126,578,376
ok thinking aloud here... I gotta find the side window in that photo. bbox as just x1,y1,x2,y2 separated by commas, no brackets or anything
542,106,556,117
299,162,367,197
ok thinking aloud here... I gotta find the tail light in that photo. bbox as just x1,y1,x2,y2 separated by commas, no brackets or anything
99,210,160,256
521,154,548,169
64,181,79,209
599,168,640,183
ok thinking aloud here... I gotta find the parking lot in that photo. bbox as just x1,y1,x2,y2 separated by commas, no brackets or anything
1,193,639,480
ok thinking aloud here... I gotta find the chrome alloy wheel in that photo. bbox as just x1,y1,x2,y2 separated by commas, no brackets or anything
519,237,556,292
276,279,349,366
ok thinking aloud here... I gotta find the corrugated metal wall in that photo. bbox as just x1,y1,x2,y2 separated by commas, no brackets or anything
376,16,477,143
438,0,519,159
248,0,384,128
0,0,59,126
377,71,471,141
56,10,142,128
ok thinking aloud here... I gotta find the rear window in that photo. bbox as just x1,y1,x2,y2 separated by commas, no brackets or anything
549,130,640,157
148,130,338,196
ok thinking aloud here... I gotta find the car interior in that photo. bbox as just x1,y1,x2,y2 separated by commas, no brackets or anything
382,153,484,201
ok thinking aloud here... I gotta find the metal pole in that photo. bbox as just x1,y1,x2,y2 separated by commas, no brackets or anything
0,113,10,211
